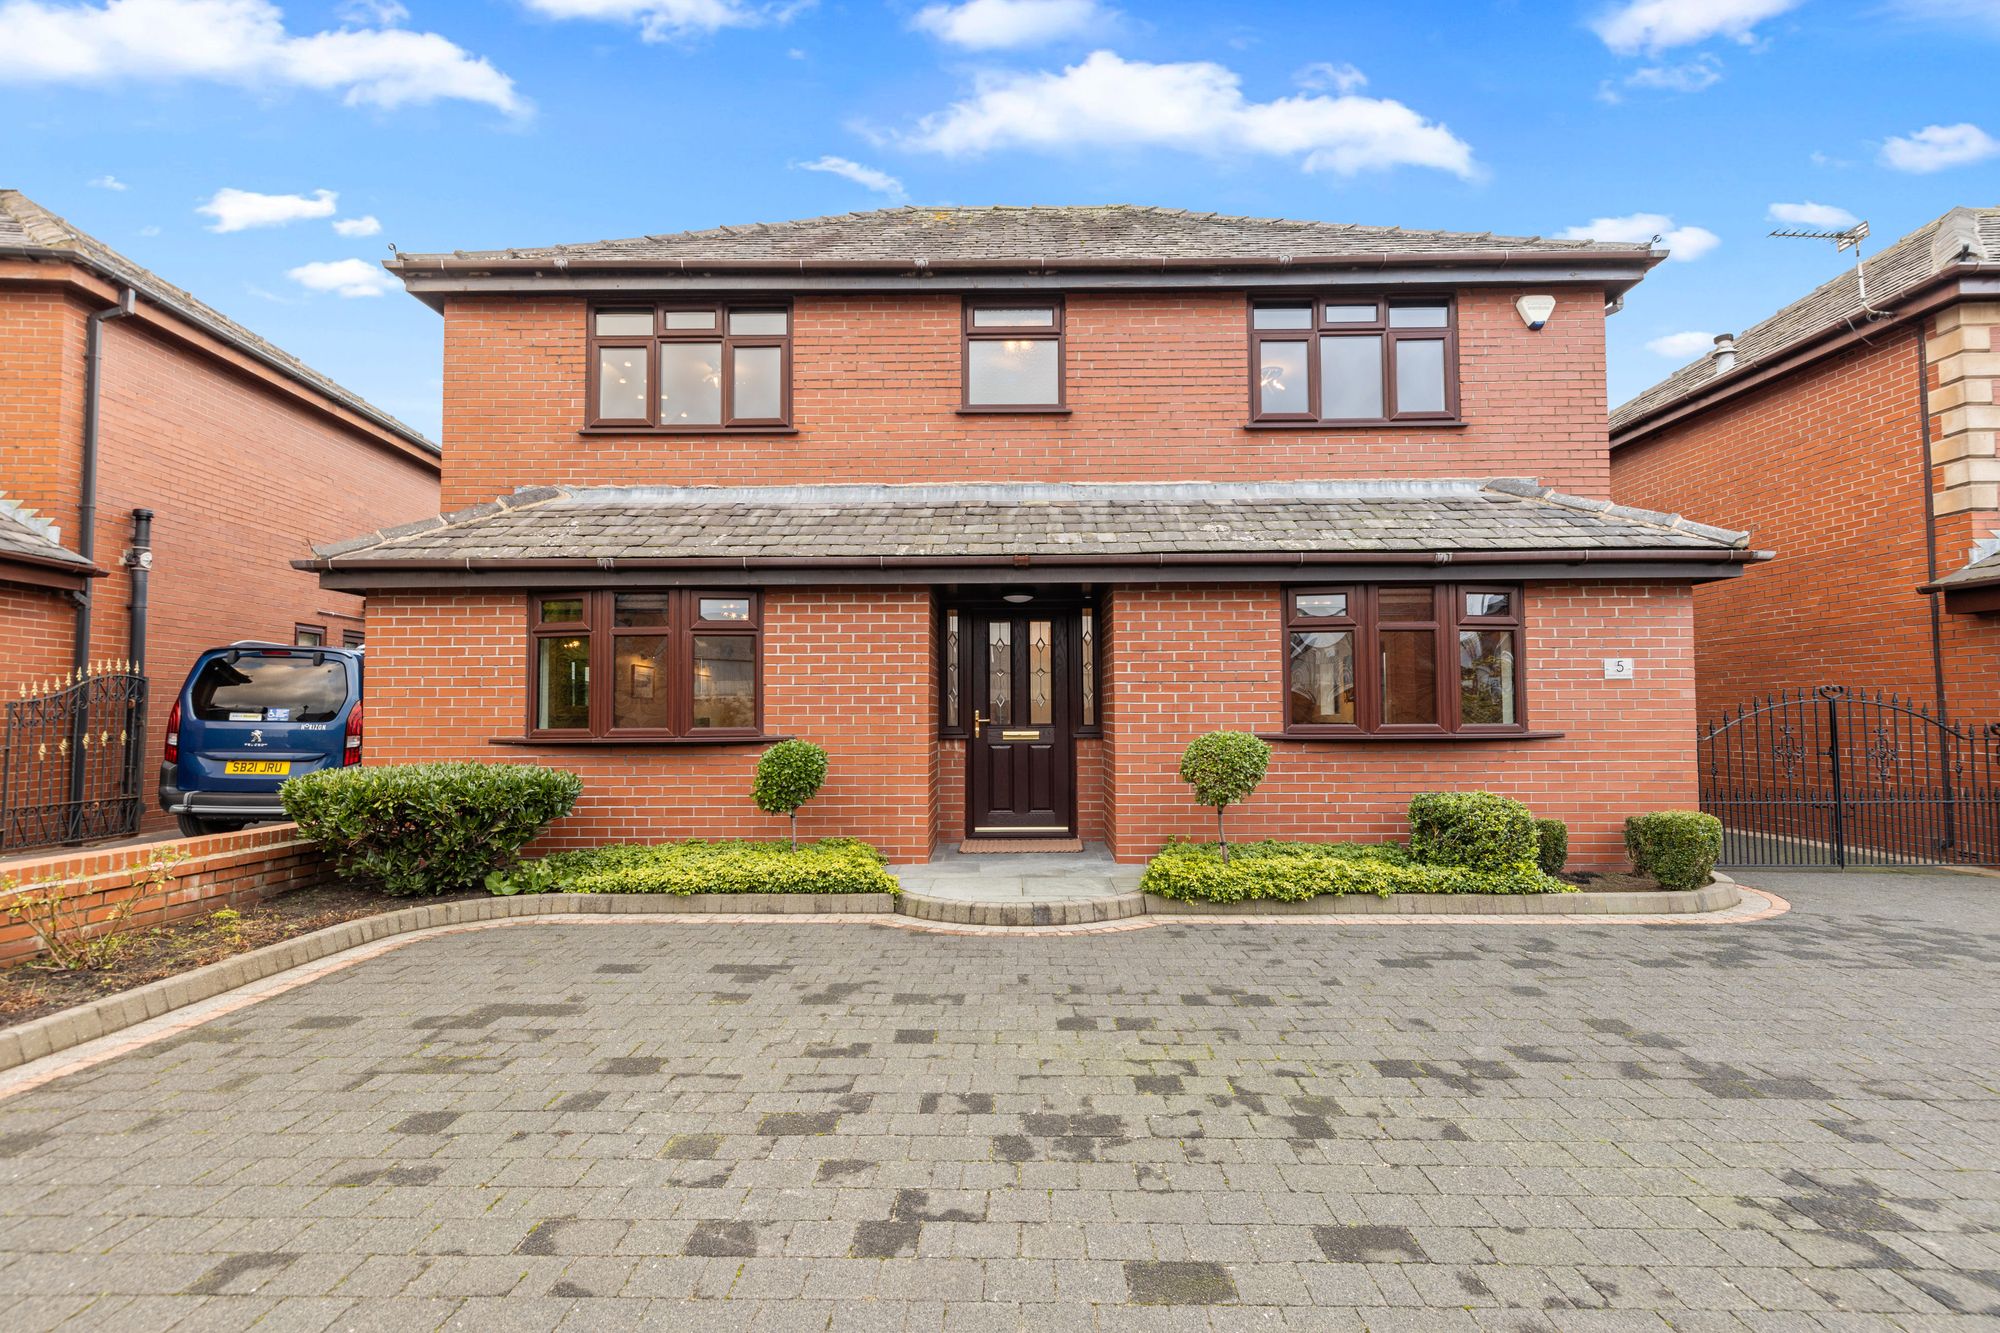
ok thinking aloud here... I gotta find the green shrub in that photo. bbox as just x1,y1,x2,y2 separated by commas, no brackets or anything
1534,818,1569,876
281,762,583,897
1624,811,1722,890
484,859,562,896
1177,731,1272,861
1407,791,1539,873
1141,839,1565,902
541,838,894,896
753,740,830,850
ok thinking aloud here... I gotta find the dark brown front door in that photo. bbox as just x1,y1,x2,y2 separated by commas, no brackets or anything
966,611,1075,837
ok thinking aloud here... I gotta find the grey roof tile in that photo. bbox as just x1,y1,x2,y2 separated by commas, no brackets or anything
0,190,436,456
0,494,93,570
390,204,1655,270
307,479,1756,568
1612,206,2000,434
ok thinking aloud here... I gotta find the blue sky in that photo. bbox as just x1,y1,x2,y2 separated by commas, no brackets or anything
3,0,1996,442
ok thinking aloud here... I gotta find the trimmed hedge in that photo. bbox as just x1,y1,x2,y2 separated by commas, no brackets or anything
1625,811,1722,890
1534,818,1569,876
753,740,829,849
281,762,583,897
1407,791,1540,873
531,838,896,896
1141,839,1565,903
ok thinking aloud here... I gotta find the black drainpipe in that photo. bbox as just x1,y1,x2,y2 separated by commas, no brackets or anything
72,286,137,675
67,286,136,832
125,509,154,675
1916,323,1947,723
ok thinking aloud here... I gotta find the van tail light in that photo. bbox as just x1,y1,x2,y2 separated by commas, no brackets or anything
164,700,181,764
343,701,363,766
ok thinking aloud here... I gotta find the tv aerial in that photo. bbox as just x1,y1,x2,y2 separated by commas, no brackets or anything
1769,220,1889,317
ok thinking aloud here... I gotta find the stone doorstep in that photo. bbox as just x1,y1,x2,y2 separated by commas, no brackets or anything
0,877,1744,1076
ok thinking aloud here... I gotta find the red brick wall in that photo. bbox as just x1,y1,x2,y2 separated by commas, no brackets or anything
933,736,1106,848
439,288,1612,510
1101,582,1697,867
359,588,937,861
0,823,328,966
1607,327,2000,723
0,287,442,833
0,583,76,701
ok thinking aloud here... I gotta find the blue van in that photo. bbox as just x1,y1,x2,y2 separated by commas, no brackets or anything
160,641,364,836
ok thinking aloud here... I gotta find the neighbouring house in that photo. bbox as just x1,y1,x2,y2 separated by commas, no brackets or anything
303,206,1763,866
1609,206,2000,727
0,190,441,849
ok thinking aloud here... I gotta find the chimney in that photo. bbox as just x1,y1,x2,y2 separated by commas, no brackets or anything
1711,333,1737,374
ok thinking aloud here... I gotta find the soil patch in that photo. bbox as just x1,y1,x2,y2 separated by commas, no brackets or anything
1559,870,1683,892
1,885,478,1027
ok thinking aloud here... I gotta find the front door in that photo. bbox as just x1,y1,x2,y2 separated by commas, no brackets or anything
966,611,1076,837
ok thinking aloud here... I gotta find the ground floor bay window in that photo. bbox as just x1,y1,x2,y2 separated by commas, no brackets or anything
528,590,762,740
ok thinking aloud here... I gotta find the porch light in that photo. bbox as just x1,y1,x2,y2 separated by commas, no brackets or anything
1003,593,1033,604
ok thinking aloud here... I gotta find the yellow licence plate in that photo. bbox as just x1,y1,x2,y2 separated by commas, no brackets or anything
225,760,291,776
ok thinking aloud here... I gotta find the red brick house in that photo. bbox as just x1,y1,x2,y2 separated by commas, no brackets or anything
1609,207,2000,727
306,207,1762,866
0,190,441,846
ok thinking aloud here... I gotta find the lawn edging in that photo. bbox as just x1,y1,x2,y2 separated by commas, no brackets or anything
1145,875,1741,916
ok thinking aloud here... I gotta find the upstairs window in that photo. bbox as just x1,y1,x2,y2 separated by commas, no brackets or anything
963,300,1064,410
588,303,791,430
1249,297,1457,425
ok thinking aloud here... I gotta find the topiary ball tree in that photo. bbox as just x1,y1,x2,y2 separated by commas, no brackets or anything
754,740,830,850
1177,731,1272,862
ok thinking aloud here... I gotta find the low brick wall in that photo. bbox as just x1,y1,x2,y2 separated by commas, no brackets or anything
0,825,331,966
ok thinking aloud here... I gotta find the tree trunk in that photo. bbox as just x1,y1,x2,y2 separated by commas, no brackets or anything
1217,806,1229,863
790,810,798,852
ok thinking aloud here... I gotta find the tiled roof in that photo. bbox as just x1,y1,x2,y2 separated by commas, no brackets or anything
308,479,1755,569
0,190,436,457
1928,544,2000,591
388,205,1659,270
1611,206,2000,435
0,494,94,572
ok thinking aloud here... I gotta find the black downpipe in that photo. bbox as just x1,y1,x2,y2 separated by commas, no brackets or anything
126,508,153,674
67,287,136,832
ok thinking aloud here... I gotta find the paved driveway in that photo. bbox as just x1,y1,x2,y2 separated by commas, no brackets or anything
1,871,1997,1330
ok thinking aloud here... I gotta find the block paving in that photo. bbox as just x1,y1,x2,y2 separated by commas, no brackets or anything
0,869,1996,1329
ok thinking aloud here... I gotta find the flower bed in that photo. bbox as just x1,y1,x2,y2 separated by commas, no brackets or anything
1140,839,1566,903
502,838,898,897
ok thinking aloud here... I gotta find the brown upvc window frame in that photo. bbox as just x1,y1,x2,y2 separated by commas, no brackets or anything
293,623,326,647
585,301,793,432
1248,295,1459,426
525,590,763,741
1282,583,1525,738
961,298,1066,413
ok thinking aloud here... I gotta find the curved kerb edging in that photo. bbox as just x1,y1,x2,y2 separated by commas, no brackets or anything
0,877,1759,1077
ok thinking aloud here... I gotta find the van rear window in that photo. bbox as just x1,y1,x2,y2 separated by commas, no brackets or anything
191,655,348,724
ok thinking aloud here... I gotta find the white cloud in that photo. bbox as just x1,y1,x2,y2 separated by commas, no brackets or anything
88,172,126,189
335,0,406,21
1295,60,1366,94
1559,211,1720,261
287,257,394,298
890,50,1477,179
0,0,524,115
520,0,763,41
1879,122,2000,173
1623,54,1722,91
1647,330,1719,358
137,224,159,236
798,156,906,200
1591,0,1801,54
198,187,336,233
911,0,1105,49
1767,200,1857,228
332,213,382,236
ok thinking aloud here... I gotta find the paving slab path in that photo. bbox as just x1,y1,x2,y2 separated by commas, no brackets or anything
0,868,1997,1329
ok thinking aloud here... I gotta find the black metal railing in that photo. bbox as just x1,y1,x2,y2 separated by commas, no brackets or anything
1698,685,2000,868
0,664,148,854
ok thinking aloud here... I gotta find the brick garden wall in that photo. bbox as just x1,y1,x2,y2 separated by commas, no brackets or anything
438,288,1613,511
359,588,938,862
0,823,329,966
0,583,77,702
1101,582,1697,867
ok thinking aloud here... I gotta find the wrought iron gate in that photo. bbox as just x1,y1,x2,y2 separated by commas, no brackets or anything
0,665,148,854
1698,685,2000,867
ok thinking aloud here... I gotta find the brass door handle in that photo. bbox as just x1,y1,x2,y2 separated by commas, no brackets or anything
973,711,990,740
